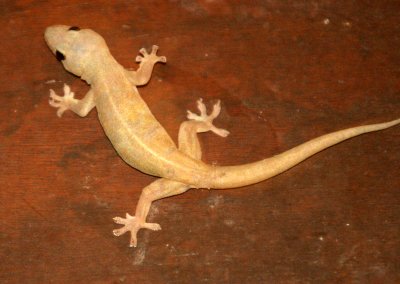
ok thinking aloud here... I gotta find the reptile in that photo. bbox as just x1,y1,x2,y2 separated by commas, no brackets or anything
45,25,400,247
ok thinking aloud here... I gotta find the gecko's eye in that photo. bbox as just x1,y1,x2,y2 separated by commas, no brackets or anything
69,26,80,31
55,50,65,61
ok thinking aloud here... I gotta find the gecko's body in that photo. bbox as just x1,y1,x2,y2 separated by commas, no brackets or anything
45,25,400,247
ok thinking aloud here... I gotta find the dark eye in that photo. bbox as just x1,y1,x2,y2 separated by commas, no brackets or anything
56,50,65,61
69,26,80,31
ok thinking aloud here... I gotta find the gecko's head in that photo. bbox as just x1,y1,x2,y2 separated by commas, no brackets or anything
44,25,109,80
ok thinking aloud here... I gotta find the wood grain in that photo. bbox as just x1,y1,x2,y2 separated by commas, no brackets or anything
1,1,399,283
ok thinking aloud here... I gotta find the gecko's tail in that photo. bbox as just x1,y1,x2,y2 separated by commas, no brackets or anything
209,118,400,189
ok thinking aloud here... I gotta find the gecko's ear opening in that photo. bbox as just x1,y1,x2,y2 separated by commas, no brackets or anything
56,50,65,61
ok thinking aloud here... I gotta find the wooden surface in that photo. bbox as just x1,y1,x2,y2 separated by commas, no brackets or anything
1,1,399,283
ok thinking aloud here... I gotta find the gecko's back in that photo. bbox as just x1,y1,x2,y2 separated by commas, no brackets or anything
93,67,208,178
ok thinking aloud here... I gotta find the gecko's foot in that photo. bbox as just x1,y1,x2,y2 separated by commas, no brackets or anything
187,98,230,137
113,213,161,247
136,45,167,64
49,84,76,117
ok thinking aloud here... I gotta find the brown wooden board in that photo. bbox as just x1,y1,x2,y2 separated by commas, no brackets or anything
1,1,399,283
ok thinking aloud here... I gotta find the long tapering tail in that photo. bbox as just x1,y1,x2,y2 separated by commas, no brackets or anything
209,118,400,189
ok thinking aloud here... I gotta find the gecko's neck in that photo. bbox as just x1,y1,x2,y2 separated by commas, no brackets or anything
81,52,120,84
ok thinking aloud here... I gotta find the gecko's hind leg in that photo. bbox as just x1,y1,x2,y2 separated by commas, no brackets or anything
112,130,199,248
179,98,229,159
113,99,227,247
113,178,189,247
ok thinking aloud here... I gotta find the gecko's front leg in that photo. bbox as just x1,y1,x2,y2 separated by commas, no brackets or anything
49,84,95,117
125,45,166,86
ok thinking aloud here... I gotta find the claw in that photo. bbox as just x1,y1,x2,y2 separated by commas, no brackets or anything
48,84,76,118
210,100,221,119
139,48,148,56
151,45,159,53
136,46,167,64
143,223,162,231
186,99,229,138
135,55,143,63
113,227,128,237
197,98,207,115
213,128,230,137
112,217,125,225
113,213,161,247
49,89,62,101
63,83,70,94
186,110,200,121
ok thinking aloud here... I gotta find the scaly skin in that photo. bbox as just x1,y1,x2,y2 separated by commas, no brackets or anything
45,25,400,247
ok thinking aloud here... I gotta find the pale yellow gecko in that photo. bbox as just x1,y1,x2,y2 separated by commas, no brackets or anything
45,25,400,247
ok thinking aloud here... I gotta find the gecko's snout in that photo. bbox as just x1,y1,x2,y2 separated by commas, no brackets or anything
44,25,71,52
45,26,64,45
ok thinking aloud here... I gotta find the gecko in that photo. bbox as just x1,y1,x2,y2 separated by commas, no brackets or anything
45,25,400,247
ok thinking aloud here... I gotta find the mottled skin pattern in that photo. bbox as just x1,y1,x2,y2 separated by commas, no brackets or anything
45,25,400,247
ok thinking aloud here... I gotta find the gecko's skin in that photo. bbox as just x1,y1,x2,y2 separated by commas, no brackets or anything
45,25,400,247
